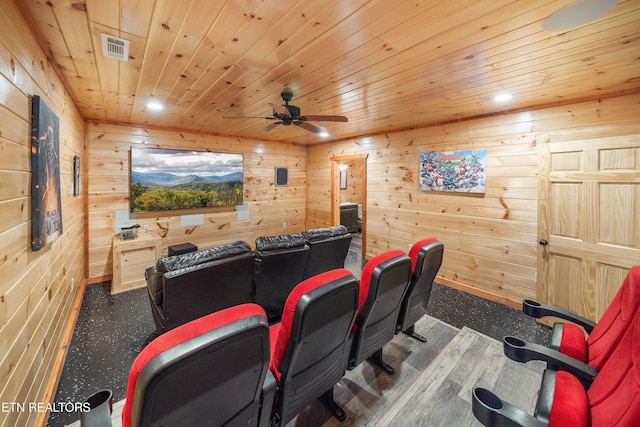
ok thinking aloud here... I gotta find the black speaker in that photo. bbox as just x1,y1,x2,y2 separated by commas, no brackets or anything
275,167,288,186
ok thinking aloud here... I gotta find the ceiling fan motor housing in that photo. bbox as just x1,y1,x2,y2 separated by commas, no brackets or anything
280,88,294,103
272,104,301,120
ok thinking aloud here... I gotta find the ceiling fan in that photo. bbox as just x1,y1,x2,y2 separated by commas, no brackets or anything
222,88,348,135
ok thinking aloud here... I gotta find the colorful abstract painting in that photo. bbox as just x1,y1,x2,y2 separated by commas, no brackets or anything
31,95,63,251
419,149,487,193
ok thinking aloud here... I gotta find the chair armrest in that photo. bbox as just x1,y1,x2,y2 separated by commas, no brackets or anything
503,336,597,386
145,265,156,281
472,388,547,427
259,370,277,427
522,300,595,334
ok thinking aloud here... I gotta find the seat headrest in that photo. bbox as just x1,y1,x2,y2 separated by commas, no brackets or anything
270,268,356,381
408,237,442,273
302,225,349,242
157,240,251,273
359,250,407,312
255,233,307,251
621,266,640,320
123,303,267,426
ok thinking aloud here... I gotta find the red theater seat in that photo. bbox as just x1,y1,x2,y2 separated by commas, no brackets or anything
503,266,640,385
268,269,359,426
122,303,271,427
472,303,640,426
397,238,444,342
349,250,412,374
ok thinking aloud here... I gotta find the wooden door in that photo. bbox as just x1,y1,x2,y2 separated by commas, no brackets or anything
538,136,640,322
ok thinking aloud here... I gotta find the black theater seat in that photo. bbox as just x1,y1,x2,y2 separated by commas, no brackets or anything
301,225,352,280
122,303,272,427
349,250,412,374
268,269,359,425
254,233,309,323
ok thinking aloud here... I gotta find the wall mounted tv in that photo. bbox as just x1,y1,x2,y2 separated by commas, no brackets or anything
130,147,243,214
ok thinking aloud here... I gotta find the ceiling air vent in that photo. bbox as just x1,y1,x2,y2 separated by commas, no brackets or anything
101,33,130,61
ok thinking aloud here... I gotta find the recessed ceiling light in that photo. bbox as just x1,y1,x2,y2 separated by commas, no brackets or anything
146,101,164,111
318,130,330,138
493,93,513,102
543,0,618,32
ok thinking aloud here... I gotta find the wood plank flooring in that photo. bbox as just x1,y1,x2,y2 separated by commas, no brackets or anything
375,327,544,427
291,320,543,427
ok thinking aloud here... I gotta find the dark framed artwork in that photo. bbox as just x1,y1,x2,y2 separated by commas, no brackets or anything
31,95,63,251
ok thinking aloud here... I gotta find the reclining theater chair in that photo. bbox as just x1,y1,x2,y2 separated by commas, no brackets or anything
349,250,412,374
254,233,309,323
268,269,359,425
122,303,272,427
301,225,352,280
397,237,444,342
502,265,640,385
472,302,640,427
145,240,255,334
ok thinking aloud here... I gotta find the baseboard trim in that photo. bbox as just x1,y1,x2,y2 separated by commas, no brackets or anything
437,277,522,310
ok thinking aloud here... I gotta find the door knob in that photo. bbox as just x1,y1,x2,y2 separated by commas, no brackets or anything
539,239,548,246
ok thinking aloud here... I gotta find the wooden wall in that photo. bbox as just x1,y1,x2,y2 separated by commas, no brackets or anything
308,93,640,307
86,123,307,281
0,2,86,426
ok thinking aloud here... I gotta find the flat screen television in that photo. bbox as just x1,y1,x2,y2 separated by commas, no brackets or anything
130,147,243,213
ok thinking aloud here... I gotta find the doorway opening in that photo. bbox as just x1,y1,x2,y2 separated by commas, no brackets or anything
331,154,368,276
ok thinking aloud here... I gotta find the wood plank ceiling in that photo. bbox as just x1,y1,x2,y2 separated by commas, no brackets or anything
16,0,640,145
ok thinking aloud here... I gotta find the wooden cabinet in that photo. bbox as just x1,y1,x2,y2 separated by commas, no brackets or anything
340,203,359,233
112,232,162,294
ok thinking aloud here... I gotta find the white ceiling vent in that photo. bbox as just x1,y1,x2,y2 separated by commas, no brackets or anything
101,33,130,61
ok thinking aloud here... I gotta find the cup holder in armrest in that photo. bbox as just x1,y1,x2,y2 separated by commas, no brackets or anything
472,387,503,426
504,336,525,347
503,336,534,363
472,387,546,427
503,336,598,385
474,387,504,410
521,300,595,333
522,299,543,318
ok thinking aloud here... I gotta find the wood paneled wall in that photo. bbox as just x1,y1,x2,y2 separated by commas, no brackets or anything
0,2,86,426
308,94,640,307
87,123,307,281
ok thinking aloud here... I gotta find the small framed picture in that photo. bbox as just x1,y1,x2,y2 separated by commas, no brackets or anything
73,155,80,196
340,169,347,189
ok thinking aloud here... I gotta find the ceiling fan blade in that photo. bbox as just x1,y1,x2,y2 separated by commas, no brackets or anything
296,122,324,134
262,122,282,132
299,115,348,122
268,103,291,118
221,116,276,119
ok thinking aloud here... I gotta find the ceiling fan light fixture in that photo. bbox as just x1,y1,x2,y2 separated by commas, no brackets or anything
543,0,618,32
